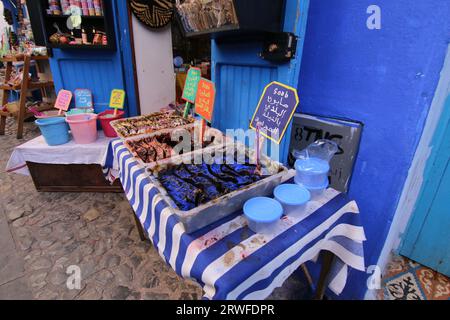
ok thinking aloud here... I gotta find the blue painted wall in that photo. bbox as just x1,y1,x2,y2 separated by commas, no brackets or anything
298,0,450,298
1,0,19,32
48,0,139,116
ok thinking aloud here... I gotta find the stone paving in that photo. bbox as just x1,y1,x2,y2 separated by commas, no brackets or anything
0,118,309,300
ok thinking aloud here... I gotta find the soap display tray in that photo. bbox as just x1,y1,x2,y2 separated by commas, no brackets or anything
148,142,289,233
123,125,228,171
110,112,196,140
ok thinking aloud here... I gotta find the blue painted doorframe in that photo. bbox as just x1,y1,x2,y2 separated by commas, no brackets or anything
211,0,310,164
399,95,450,276
48,0,139,116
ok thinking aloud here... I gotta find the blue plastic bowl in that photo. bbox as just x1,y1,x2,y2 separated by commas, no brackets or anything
295,157,330,188
244,197,283,234
274,184,311,217
295,178,329,200
35,117,70,146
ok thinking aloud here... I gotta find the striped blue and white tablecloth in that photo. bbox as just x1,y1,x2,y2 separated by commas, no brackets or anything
103,139,366,300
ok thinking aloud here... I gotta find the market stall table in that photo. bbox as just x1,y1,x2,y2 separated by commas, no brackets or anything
6,132,122,192
103,139,367,300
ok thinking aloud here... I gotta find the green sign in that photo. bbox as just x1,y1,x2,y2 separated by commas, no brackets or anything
182,67,201,103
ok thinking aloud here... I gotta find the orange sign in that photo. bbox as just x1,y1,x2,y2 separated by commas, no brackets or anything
195,78,215,123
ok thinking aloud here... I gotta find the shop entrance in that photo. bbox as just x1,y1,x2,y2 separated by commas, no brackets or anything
171,18,211,104
399,95,450,277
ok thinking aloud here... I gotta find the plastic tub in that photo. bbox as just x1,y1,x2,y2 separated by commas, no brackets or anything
65,113,98,144
35,110,65,119
243,197,283,234
35,117,70,146
294,157,329,188
295,178,329,200
274,184,310,218
65,108,94,116
98,110,125,137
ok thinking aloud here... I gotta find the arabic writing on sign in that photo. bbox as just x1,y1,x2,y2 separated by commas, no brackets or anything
182,67,201,103
250,82,299,144
74,89,93,108
195,78,215,123
109,89,126,109
55,90,73,111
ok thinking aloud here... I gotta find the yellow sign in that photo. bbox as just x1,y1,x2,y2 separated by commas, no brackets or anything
109,89,126,109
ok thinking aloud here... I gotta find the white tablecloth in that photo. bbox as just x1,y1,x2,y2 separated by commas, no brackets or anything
6,132,114,175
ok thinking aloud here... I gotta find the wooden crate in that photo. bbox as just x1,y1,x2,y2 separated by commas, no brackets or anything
27,162,123,193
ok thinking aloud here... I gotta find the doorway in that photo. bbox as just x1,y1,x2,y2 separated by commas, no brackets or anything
171,18,211,105
399,94,450,277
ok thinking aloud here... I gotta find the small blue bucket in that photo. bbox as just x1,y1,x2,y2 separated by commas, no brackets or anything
35,117,70,146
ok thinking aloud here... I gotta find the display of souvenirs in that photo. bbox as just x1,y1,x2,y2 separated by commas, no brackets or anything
111,113,195,138
157,152,267,211
176,0,239,33
46,0,103,16
48,23,107,46
125,128,217,164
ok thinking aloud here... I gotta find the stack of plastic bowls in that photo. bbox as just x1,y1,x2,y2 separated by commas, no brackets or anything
274,184,310,218
243,197,283,234
294,157,330,199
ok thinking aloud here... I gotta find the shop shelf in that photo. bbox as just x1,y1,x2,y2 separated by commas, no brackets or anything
30,0,116,51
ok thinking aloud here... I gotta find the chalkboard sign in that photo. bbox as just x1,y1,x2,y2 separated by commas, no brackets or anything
250,81,299,144
195,78,216,123
74,89,93,108
288,113,363,192
182,67,201,103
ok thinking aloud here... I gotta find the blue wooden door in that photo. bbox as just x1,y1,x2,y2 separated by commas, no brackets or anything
400,95,450,276
48,0,138,116
211,0,310,164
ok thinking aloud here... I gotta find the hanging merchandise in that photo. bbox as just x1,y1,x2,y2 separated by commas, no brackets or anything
130,0,175,29
176,0,239,33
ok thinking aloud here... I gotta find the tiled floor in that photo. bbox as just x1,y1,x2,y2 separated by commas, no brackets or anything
379,255,450,300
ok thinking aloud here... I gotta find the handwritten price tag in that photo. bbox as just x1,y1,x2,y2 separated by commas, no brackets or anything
55,90,73,112
74,89,93,108
195,78,216,123
250,81,299,144
109,89,126,110
182,67,201,103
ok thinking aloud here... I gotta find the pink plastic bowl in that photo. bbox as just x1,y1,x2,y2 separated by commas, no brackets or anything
65,113,98,144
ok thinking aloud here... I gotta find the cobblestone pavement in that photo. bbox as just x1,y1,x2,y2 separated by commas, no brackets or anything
0,118,309,300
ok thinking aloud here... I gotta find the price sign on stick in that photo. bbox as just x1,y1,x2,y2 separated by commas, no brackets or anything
195,78,216,123
182,67,201,117
109,89,126,116
74,89,93,108
250,81,299,144
195,78,216,144
55,90,73,115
